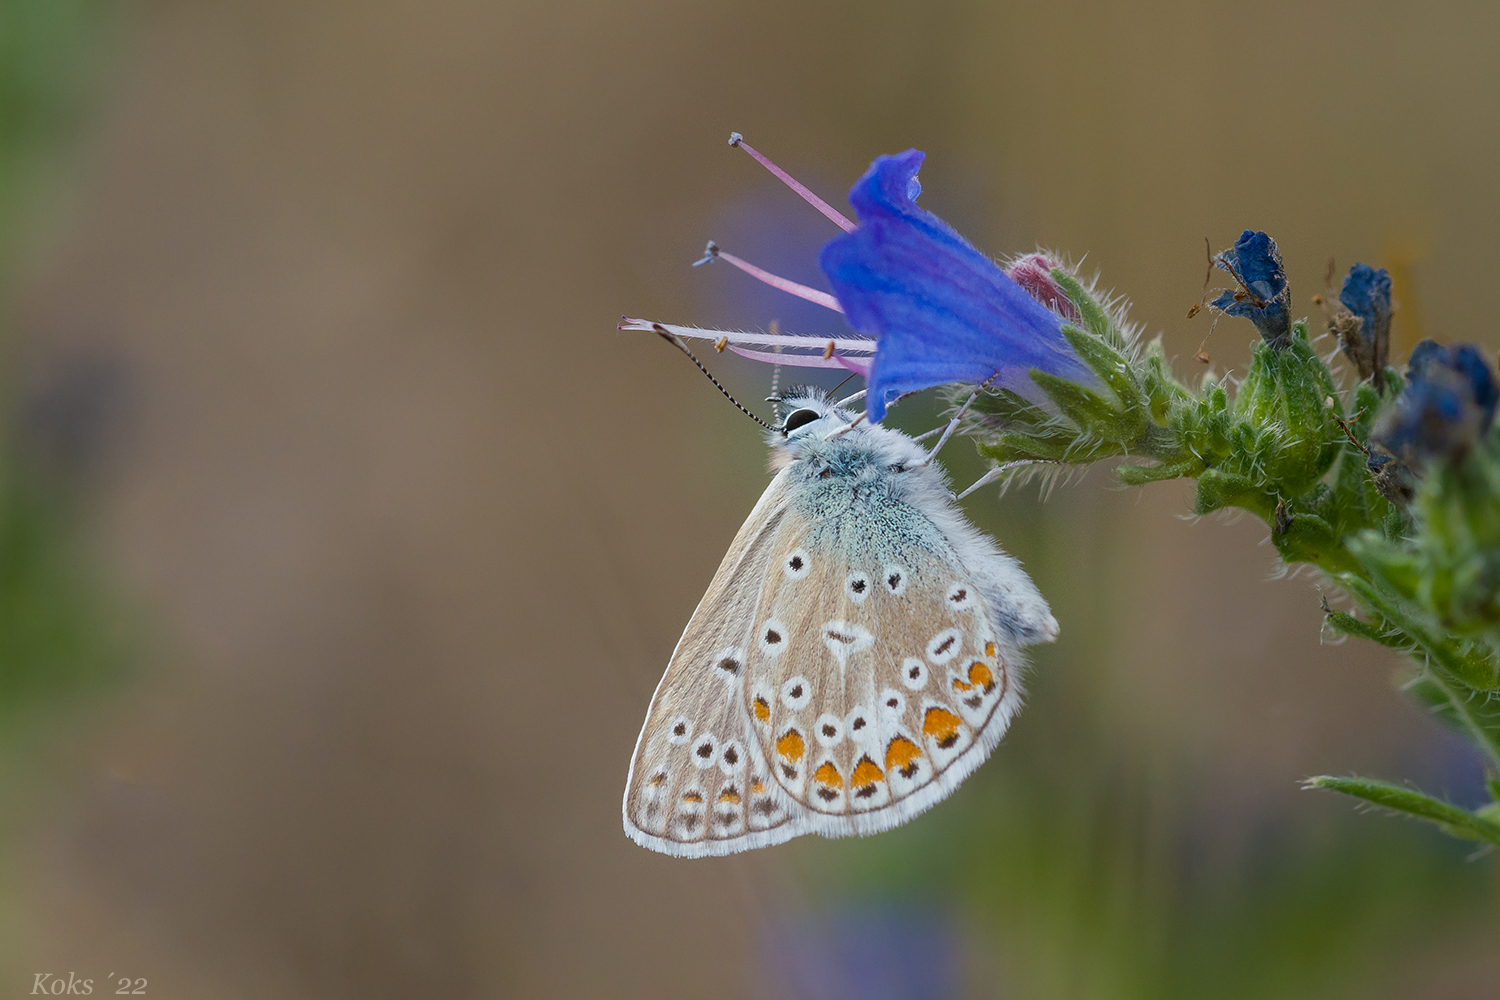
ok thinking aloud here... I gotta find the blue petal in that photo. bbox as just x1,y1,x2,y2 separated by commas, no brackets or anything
818,150,1094,423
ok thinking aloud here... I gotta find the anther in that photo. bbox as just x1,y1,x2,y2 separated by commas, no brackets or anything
727,132,857,234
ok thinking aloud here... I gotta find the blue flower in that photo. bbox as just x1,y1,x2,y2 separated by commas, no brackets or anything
1337,263,1392,382
1211,230,1291,348
1371,340,1498,467
818,150,1096,423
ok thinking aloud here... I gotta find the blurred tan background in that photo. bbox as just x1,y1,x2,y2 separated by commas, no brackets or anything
3,1,1498,997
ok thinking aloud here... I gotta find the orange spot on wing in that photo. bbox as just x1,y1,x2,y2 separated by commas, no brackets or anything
813,761,843,789
985,642,996,658
753,696,771,722
884,735,922,777
776,729,805,763
682,790,703,803
751,779,765,795
851,756,884,789
967,660,995,693
717,788,741,804
922,707,963,749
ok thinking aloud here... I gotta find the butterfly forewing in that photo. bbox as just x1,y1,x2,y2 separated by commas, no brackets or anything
623,471,811,856
742,488,1025,837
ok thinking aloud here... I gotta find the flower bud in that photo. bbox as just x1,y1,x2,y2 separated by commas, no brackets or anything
1004,253,1081,322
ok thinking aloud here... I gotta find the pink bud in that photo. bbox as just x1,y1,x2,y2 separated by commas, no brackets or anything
1005,253,1080,322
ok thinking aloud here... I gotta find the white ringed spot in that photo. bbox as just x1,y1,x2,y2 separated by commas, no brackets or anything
759,619,789,657
666,715,693,745
822,620,874,662
878,688,906,719
689,731,719,769
718,738,747,774
783,549,811,580
844,706,874,742
901,657,929,690
712,646,744,681
945,582,975,612
926,628,964,665
780,675,812,711
845,570,872,603
814,712,844,747
882,564,909,596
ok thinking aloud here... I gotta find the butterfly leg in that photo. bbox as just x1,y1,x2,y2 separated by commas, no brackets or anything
909,372,1000,468
954,461,1053,500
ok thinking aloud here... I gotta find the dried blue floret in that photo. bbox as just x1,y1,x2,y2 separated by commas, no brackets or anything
1211,230,1292,349
1371,340,1498,468
1336,263,1392,383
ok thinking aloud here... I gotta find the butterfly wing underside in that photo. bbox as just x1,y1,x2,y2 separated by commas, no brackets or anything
742,496,1032,837
623,470,811,857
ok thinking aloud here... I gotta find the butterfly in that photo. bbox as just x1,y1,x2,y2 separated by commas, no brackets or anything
622,389,1058,856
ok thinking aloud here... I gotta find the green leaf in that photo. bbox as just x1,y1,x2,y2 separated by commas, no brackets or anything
1304,775,1500,846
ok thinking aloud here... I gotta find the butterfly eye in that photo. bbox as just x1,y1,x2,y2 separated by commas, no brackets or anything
782,407,820,434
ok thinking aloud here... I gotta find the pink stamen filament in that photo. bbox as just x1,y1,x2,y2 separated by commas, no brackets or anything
729,132,857,233
697,242,844,313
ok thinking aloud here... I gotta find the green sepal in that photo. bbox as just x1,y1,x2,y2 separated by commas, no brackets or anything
1322,603,1404,649
1051,268,1125,351
1059,324,1145,421
1304,775,1500,846
978,429,1082,464
1140,340,1190,423
1030,370,1140,443
1116,457,1203,487
965,387,1055,426
1194,468,1273,518
1272,512,1359,575
1339,573,1500,692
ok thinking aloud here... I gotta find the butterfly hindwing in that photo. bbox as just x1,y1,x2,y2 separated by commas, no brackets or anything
743,470,1042,837
623,470,812,856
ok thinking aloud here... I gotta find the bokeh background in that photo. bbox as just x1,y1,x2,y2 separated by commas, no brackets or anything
2,1,1497,997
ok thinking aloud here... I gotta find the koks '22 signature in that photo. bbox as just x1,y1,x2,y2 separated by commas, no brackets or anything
31,973,146,994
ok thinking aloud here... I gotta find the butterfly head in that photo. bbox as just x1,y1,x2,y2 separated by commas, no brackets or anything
773,389,855,442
